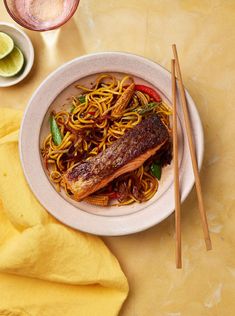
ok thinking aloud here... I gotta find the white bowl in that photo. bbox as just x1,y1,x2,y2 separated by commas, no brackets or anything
19,52,204,236
0,22,34,87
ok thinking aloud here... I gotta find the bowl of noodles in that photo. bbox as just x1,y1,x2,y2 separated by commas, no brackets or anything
20,52,204,235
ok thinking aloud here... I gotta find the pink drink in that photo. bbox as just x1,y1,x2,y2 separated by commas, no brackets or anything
4,0,80,31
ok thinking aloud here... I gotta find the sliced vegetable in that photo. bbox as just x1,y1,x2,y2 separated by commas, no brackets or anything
112,83,135,115
50,115,63,146
134,102,160,115
150,162,162,180
78,95,86,103
70,104,75,113
108,192,120,199
135,85,162,102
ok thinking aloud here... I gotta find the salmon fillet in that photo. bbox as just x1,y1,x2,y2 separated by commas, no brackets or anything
64,115,170,201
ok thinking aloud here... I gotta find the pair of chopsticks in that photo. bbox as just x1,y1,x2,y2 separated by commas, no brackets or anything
171,44,212,269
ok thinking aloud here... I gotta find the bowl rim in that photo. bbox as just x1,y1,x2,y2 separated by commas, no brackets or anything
19,51,204,236
0,21,34,87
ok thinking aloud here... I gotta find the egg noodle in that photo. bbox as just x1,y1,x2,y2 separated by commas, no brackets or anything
41,74,172,206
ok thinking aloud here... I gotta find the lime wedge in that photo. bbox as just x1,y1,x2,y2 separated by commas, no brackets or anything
0,46,24,77
0,32,14,59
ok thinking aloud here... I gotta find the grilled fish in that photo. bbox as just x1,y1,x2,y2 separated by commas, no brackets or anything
64,115,170,201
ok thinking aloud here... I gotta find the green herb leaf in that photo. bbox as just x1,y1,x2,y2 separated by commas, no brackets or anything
50,115,63,146
147,102,159,109
150,162,162,180
78,95,86,103
134,102,160,115
70,105,75,113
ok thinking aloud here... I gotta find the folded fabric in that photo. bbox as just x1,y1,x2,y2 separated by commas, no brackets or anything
0,108,128,316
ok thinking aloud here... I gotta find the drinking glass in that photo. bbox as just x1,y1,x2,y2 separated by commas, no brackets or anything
4,0,80,31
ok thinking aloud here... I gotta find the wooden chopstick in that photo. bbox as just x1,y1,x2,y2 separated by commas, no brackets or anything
172,44,212,251
171,59,182,268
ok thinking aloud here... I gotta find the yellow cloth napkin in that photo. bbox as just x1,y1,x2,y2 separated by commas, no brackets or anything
0,108,128,316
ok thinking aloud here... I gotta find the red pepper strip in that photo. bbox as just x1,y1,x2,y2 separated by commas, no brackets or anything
99,114,111,121
135,85,162,102
88,111,95,115
108,192,120,199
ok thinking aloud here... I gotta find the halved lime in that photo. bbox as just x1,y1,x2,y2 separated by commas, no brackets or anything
0,32,14,59
0,46,24,77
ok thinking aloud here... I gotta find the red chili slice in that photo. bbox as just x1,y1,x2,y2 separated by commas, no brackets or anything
135,84,162,102
108,192,120,199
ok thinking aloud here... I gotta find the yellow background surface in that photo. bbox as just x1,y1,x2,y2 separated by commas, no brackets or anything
1,1,235,315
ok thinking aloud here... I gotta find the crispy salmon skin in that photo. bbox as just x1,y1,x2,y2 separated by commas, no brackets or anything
64,115,170,200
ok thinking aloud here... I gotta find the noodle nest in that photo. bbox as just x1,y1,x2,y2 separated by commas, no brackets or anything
41,74,172,206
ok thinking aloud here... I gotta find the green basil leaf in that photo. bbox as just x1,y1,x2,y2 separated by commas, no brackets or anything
150,162,162,180
78,95,86,103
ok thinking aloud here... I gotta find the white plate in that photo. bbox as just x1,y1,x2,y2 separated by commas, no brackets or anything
0,22,34,87
19,52,204,236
